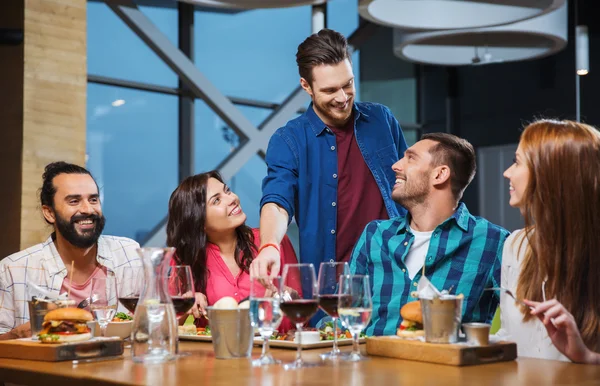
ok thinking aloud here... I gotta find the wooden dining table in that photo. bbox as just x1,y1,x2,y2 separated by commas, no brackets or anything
1,341,599,386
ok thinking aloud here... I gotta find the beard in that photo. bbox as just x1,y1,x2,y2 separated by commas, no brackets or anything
313,95,353,128
54,212,106,249
392,172,431,209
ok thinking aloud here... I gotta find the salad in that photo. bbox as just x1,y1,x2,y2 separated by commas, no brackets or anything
112,312,133,322
269,322,366,341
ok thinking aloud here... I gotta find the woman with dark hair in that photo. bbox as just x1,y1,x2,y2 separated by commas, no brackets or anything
501,119,600,364
166,171,298,322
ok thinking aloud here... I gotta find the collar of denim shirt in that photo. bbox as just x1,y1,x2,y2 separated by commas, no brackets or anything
305,102,370,136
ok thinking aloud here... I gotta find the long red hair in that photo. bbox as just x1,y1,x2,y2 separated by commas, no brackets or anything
516,119,600,351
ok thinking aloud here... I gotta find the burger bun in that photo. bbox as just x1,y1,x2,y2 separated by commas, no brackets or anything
396,329,425,338
400,301,423,324
44,307,93,322
40,332,92,344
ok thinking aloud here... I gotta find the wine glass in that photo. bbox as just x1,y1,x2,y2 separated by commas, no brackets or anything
118,266,144,314
90,272,118,337
249,276,283,366
167,265,195,318
167,265,195,356
317,261,350,360
280,263,319,370
338,274,372,362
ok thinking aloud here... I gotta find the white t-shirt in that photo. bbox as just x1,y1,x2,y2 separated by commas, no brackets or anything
405,227,433,279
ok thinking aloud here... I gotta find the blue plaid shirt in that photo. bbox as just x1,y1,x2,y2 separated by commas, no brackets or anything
350,203,509,336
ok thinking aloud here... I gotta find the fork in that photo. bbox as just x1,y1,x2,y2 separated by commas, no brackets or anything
77,294,99,309
484,287,534,310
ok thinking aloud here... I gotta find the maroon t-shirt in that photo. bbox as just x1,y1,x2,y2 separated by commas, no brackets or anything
328,116,389,263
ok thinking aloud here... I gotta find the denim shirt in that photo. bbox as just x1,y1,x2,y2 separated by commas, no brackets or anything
261,102,408,267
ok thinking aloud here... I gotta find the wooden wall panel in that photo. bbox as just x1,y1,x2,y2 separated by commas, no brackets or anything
0,0,87,254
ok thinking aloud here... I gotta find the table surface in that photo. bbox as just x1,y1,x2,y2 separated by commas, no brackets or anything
1,340,599,386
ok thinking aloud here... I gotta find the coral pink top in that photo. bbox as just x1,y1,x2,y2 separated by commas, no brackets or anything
173,228,299,332
204,229,297,305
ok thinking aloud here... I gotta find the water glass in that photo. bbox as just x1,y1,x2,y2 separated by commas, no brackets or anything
90,272,118,337
338,274,372,362
249,276,283,366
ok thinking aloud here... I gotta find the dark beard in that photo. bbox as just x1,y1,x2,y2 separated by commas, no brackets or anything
54,213,106,249
313,99,353,128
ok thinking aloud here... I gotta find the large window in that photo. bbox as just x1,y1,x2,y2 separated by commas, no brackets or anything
86,83,178,241
86,1,406,246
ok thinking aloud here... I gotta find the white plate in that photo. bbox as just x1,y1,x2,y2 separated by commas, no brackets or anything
179,334,212,342
255,336,366,350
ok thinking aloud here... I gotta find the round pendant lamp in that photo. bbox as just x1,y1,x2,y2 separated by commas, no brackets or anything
359,0,565,31
392,2,567,66
180,0,327,9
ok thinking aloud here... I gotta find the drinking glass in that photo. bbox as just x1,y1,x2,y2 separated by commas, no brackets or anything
317,261,350,360
249,276,283,366
280,263,319,370
167,265,195,357
338,275,372,362
90,272,118,337
167,265,195,318
118,266,144,314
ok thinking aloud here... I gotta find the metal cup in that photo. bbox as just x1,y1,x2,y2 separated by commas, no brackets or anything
463,323,491,346
207,307,253,359
27,299,59,336
420,296,463,344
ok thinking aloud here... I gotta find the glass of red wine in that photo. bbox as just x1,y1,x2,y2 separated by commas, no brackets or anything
279,263,319,370
167,265,195,357
167,265,196,317
118,266,144,314
317,261,349,360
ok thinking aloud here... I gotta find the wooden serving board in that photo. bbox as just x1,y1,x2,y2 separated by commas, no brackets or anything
0,337,124,362
366,336,517,366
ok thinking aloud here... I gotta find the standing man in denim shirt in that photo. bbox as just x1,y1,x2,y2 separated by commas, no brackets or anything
250,29,408,278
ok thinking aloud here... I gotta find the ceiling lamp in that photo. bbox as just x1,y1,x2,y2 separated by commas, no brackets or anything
180,0,327,9
392,2,567,66
359,0,565,30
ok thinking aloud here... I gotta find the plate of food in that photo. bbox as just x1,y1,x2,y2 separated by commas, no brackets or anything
178,325,212,342
255,324,367,350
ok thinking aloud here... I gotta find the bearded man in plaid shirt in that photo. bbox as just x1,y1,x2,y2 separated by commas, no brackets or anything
0,162,141,340
350,133,509,336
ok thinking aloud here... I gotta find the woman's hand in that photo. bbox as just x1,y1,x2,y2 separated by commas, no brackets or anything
189,292,208,319
524,299,599,364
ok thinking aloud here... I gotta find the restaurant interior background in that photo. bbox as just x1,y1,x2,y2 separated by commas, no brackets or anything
1,0,599,260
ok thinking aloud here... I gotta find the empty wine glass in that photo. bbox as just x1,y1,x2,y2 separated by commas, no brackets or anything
249,276,283,366
118,266,144,314
280,263,319,370
90,272,118,337
317,261,350,360
338,274,372,362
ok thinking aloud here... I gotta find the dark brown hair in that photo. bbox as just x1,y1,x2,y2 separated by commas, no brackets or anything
166,171,257,294
421,132,476,201
515,119,600,351
296,28,352,85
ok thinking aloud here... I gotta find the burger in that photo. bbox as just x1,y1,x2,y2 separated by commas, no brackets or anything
38,307,93,343
397,301,424,338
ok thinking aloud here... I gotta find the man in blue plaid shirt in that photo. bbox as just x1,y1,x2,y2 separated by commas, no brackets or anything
350,133,509,336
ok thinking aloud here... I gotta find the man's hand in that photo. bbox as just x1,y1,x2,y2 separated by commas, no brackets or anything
0,322,32,341
524,299,598,364
250,246,280,279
